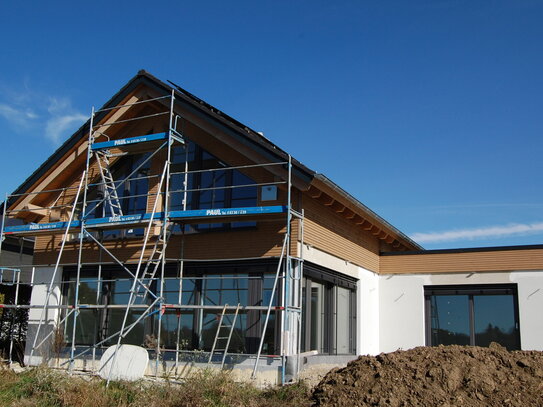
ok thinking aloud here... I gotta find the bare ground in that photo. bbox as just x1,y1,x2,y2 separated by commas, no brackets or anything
312,343,543,407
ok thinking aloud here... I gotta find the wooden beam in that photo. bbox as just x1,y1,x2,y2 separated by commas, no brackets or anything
330,201,345,213
343,208,355,219
361,220,373,230
319,194,335,206
385,235,395,244
370,225,381,236
378,231,388,240
308,185,322,199
392,241,402,248
354,215,365,225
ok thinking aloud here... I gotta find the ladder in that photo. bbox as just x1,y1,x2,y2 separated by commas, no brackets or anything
95,151,123,217
208,303,240,368
133,222,174,302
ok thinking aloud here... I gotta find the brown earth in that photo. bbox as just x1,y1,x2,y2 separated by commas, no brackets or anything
312,343,543,407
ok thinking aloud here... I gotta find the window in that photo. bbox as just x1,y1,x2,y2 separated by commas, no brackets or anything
63,262,279,355
300,264,357,355
85,152,151,238
425,284,520,350
170,142,258,231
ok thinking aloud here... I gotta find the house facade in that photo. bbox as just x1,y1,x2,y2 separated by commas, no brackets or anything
1,71,542,383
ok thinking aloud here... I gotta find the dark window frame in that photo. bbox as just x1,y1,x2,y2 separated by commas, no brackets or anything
61,261,280,354
170,142,258,233
424,284,521,350
301,263,357,355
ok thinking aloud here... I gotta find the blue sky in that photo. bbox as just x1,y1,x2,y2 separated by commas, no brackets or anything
1,0,543,249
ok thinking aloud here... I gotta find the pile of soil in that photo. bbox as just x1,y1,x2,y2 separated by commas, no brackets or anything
312,343,543,406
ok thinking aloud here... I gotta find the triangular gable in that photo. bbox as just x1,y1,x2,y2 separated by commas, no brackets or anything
5,70,421,251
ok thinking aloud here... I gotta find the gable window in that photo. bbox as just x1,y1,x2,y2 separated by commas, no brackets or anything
170,141,257,231
85,152,151,238
424,284,520,350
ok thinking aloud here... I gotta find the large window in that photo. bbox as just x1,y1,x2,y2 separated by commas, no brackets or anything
300,264,357,355
62,262,279,355
425,284,520,350
170,141,258,231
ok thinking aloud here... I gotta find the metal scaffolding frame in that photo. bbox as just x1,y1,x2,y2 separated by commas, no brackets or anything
0,88,305,384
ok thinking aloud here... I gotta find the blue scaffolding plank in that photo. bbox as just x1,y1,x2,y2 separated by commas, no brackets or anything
91,132,168,151
4,220,82,234
85,212,165,227
3,206,286,235
169,206,287,219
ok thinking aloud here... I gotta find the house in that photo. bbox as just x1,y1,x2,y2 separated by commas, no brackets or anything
1,70,542,384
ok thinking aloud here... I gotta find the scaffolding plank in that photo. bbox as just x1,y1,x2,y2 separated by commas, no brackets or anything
4,220,82,235
3,206,285,235
85,212,165,228
169,205,287,220
91,132,168,151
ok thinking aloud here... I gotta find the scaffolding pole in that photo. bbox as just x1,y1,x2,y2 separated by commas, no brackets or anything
0,88,304,384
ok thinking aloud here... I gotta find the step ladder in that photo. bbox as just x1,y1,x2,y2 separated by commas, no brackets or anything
208,303,241,368
96,151,123,217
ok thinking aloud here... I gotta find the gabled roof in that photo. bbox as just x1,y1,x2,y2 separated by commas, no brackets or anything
7,70,422,250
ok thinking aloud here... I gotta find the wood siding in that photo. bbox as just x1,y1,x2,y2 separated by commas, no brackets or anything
302,194,380,272
380,248,543,274
33,220,290,265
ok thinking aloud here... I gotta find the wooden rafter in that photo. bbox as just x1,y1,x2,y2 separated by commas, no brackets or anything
308,185,322,199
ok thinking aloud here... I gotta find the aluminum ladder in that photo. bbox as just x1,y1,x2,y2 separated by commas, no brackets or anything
133,222,174,302
96,151,123,217
208,303,241,368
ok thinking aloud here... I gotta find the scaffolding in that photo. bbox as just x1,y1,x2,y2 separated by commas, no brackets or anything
0,89,305,384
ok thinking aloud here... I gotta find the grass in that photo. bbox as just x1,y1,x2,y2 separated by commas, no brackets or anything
0,367,313,407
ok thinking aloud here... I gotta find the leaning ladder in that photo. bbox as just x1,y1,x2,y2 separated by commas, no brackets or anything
95,151,123,216
208,303,241,369
133,221,174,302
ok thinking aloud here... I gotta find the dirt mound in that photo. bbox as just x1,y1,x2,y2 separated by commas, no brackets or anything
312,343,543,406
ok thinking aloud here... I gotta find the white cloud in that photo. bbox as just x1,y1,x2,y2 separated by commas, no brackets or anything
45,113,87,144
411,222,543,244
0,103,38,128
0,84,87,145
44,96,87,143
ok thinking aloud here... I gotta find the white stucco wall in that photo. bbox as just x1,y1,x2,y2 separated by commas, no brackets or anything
358,267,379,355
511,271,543,350
378,270,543,353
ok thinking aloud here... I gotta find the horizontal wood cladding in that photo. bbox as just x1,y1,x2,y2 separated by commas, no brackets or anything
302,194,380,272
380,248,543,274
33,220,291,265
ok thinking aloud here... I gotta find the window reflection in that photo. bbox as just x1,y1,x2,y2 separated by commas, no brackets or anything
430,295,470,346
426,285,520,350
474,295,517,349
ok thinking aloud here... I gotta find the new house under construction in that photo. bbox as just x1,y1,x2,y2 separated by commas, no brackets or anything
2,71,543,385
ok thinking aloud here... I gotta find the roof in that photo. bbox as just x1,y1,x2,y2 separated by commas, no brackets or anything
6,70,422,250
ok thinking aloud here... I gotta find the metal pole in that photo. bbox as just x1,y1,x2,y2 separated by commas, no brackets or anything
296,209,305,380
69,107,94,373
174,131,189,373
106,164,168,385
29,171,86,364
251,235,287,379
281,155,293,384
0,193,8,262
155,89,175,376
